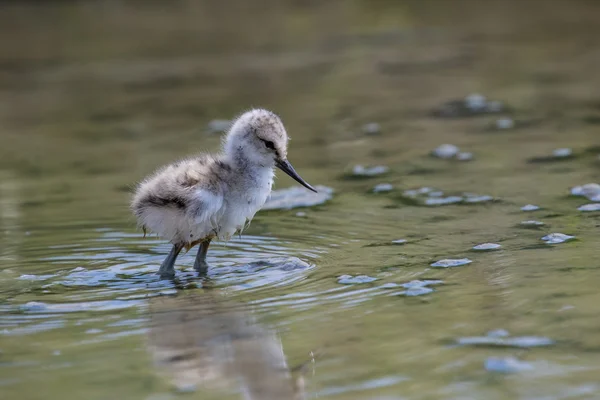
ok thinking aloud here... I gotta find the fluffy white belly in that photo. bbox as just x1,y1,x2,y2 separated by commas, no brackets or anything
217,184,271,240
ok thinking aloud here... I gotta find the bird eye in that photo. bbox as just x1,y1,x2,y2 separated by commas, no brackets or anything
261,139,276,150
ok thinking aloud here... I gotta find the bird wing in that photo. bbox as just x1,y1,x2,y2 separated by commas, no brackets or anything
188,189,224,232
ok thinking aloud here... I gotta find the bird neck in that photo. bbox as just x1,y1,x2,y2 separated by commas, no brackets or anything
227,146,275,176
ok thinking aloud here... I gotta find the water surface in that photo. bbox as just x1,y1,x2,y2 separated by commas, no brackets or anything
1,1,600,399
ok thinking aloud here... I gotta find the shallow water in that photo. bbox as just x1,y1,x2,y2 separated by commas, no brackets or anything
1,1,600,399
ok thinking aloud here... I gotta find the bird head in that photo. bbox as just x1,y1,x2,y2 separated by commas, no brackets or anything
224,109,317,193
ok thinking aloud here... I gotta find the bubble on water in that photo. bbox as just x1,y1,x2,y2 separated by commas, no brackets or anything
53,350,61,356
472,243,501,251
432,95,505,118
337,275,377,284
571,185,592,197
373,183,393,193
466,93,487,110
295,211,307,217
542,233,575,244
457,152,474,161
578,203,600,212
351,165,389,177
456,335,554,348
552,148,572,158
381,280,442,290
528,147,578,163
362,122,381,135
520,220,545,227
400,280,443,288
487,329,510,338
391,239,407,245
496,117,515,130
507,336,555,347
262,185,333,210
402,188,495,207
521,204,541,211
570,183,600,200
425,196,463,206
432,144,460,159
20,302,48,312
401,287,434,296
430,258,472,268
403,187,435,197
85,328,103,334
485,356,534,373
463,194,494,203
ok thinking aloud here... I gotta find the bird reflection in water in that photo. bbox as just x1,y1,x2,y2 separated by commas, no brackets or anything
147,292,310,399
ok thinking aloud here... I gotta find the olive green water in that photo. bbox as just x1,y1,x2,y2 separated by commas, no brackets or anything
1,1,600,399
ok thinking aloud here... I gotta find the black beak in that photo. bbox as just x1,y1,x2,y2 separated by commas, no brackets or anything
276,159,317,193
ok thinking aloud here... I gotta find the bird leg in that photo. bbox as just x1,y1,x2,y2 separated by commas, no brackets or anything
193,238,212,274
157,243,184,278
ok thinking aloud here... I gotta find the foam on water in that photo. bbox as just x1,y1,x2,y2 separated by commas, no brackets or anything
431,258,472,268
262,185,334,210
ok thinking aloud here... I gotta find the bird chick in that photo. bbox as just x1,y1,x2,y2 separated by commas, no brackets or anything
131,109,316,278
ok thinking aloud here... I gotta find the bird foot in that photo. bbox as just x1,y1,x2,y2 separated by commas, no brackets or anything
193,260,210,276
156,243,184,279
157,258,177,279
156,268,176,279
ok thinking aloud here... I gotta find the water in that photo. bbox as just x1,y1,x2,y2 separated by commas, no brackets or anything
1,1,600,399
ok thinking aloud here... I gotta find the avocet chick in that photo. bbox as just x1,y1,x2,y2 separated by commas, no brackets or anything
131,109,316,278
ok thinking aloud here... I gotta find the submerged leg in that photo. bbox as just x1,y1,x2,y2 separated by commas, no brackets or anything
157,243,184,278
193,239,212,274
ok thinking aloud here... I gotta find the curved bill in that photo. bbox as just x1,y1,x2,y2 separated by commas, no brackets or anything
276,159,318,193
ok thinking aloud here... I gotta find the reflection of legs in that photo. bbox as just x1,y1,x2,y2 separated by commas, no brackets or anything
291,351,318,400
194,238,212,274
157,243,184,278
